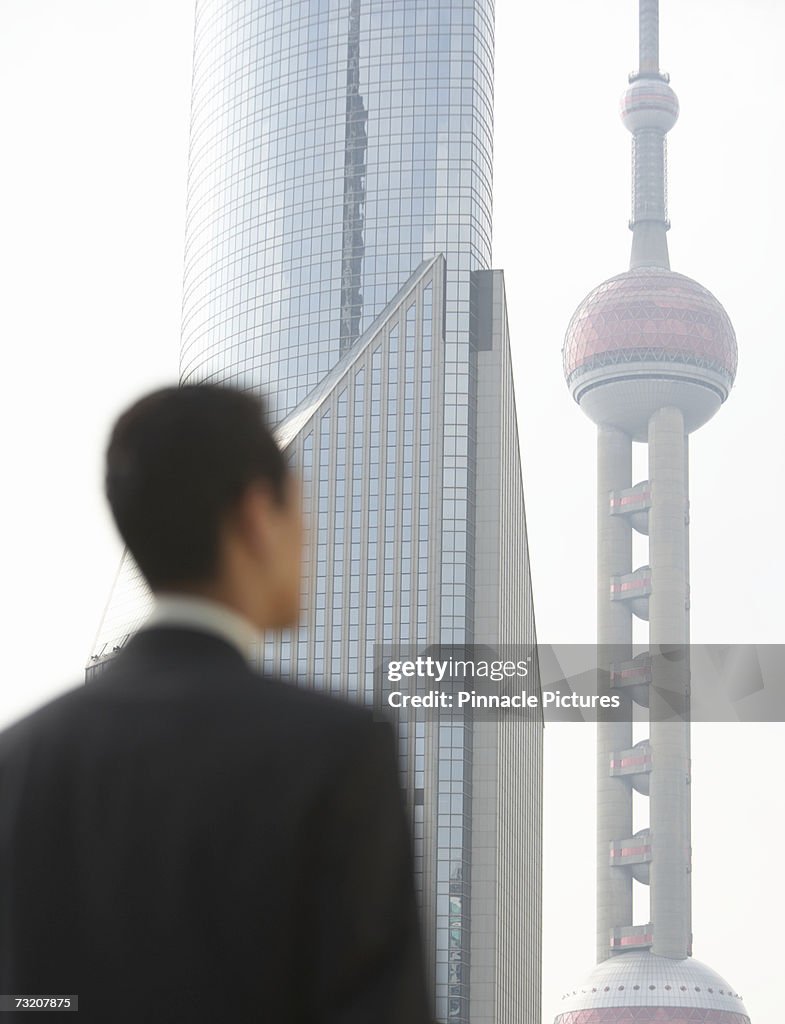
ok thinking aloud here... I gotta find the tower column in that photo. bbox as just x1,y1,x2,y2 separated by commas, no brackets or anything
596,425,633,962
639,0,660,74
647,405,692,959
629,126,670,270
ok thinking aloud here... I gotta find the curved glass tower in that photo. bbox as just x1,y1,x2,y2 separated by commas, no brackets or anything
90,3,542,1021
181,0,493,424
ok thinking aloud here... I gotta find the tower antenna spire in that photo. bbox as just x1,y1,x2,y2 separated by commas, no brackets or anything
621,0,679,269
639,0,660,75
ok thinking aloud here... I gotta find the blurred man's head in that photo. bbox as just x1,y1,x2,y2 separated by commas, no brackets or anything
105,385,302,630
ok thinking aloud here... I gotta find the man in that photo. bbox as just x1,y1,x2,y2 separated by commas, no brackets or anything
0,385,432,1023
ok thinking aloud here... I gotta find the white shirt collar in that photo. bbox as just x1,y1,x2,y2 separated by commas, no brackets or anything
143,593,260,664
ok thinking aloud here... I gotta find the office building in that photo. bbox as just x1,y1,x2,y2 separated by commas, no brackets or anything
90,4,542,1020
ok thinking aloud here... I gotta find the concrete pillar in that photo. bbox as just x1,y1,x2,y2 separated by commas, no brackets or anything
647,406,692,959
596,425,633,962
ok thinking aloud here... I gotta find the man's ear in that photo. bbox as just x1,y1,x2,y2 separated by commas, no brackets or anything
231,481,276,559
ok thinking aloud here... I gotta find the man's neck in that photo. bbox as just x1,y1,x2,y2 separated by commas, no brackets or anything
144,592,261,663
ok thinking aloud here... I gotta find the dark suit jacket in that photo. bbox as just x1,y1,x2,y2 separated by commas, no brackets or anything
0,627,432,1023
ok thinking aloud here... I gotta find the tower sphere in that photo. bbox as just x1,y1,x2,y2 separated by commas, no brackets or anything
554,951,750,1024
563,267,737,439
621,76,679,133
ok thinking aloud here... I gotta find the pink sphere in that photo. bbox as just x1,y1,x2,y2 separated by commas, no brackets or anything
563,267,737,437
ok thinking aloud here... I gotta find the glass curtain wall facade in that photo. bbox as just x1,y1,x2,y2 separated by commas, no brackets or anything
181,0,492,424
88,3,542,1022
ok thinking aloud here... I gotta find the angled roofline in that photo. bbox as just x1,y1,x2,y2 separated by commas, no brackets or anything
275,255,444,449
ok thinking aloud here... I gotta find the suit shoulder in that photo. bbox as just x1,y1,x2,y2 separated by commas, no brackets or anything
249,672,388,737
248,680,399,798
0,682,93,754
0,686,107,784
196,671,395,781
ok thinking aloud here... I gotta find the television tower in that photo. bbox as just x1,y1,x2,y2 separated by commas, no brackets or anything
555,2,750,1022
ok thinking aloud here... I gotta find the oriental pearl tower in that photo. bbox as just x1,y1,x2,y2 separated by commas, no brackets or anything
555,2,749,1024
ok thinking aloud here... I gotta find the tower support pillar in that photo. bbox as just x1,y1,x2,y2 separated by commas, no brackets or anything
647,405,692,959
596,425,633,961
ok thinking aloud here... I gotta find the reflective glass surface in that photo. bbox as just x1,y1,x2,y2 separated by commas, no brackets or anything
182,15,493,1010
181,0,493,425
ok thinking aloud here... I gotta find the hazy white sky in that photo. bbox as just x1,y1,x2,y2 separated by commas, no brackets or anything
0,2,782,1022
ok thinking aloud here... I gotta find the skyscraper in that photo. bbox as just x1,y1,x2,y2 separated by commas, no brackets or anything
555,2,748,1023
88,2,542,1021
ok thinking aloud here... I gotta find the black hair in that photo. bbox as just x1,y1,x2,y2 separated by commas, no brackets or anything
105,384,288,589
